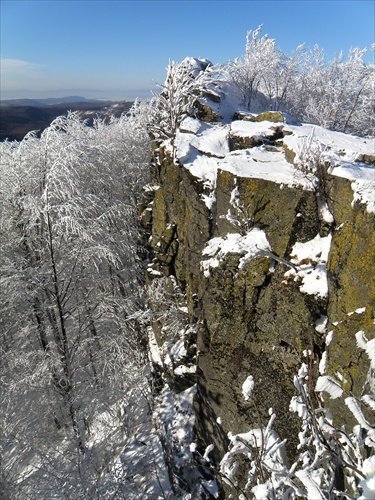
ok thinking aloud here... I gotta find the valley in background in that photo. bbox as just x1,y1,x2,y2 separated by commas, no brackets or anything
0,97,133,141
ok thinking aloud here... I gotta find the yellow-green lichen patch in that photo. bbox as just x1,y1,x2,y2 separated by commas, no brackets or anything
253,111,285,123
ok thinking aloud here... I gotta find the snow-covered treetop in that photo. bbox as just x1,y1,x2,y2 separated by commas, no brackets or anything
151,25,374,141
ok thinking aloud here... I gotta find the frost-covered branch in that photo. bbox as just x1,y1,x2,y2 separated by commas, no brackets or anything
215,330,374,499
148,57,218,147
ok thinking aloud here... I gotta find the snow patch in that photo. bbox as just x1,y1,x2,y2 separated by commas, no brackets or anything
356,330,375,369
174,364,196,376
283,123,374,159
183,152,219,186
283,233,331,298
242,375,255,401
332,163,375,213
220,147,312,188
348,307,366,316
326,330,333,347
315,375,344,399
201,228,271,277
179,116,207,134
202,190,216,210
358,456,375,500
319,352,328,375
203,443,215,462
148,326,163,366
230,119,283,139
252,483,272,499
170,338,187,363
190,124,230,158
315,315,327,334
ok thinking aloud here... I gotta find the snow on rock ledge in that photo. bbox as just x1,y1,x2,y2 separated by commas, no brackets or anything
283,233,332,298
201,228,272,277
283,123,375,213
175,116,375,213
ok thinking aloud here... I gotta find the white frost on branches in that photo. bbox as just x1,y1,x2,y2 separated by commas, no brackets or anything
219,330,375,498
222,25,374,136
149,57,218,146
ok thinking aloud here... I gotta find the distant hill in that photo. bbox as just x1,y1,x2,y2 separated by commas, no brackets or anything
0,99,133,141
0,96,112,106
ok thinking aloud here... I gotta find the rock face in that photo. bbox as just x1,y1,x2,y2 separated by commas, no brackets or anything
140,94,375,494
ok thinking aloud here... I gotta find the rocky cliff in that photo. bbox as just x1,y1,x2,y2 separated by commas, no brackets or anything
139,83,375,496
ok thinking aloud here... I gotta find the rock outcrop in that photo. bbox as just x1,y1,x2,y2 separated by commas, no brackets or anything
140,86,375,495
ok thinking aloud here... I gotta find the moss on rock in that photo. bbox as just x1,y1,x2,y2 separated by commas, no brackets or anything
253,111,285,123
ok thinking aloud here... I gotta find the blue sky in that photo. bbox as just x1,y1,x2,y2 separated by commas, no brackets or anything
1,0,374,100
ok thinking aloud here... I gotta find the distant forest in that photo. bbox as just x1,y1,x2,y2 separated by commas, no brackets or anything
0,100,133,141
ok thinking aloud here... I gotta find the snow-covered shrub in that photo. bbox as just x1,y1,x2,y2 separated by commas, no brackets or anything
217,330,374,499
293,130,335,232
289,45,375,136
222,26,374,136
149,57,218,146
222,25,277,112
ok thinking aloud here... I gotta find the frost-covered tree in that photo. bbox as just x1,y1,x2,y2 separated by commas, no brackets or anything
223,25,277,111
222,26,374,136
261,43,305,112
0,105,161,498
149,57,218,145
289,45,375,136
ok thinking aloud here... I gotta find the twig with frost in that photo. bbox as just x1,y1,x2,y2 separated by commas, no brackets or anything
294,130,335,231
214,330,374,498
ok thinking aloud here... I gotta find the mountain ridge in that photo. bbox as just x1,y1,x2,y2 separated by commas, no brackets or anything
0,96,113,106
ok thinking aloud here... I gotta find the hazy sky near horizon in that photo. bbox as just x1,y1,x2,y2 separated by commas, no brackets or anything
1,0,374,100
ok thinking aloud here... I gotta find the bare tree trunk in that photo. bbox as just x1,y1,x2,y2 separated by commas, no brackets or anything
46,209,86,454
